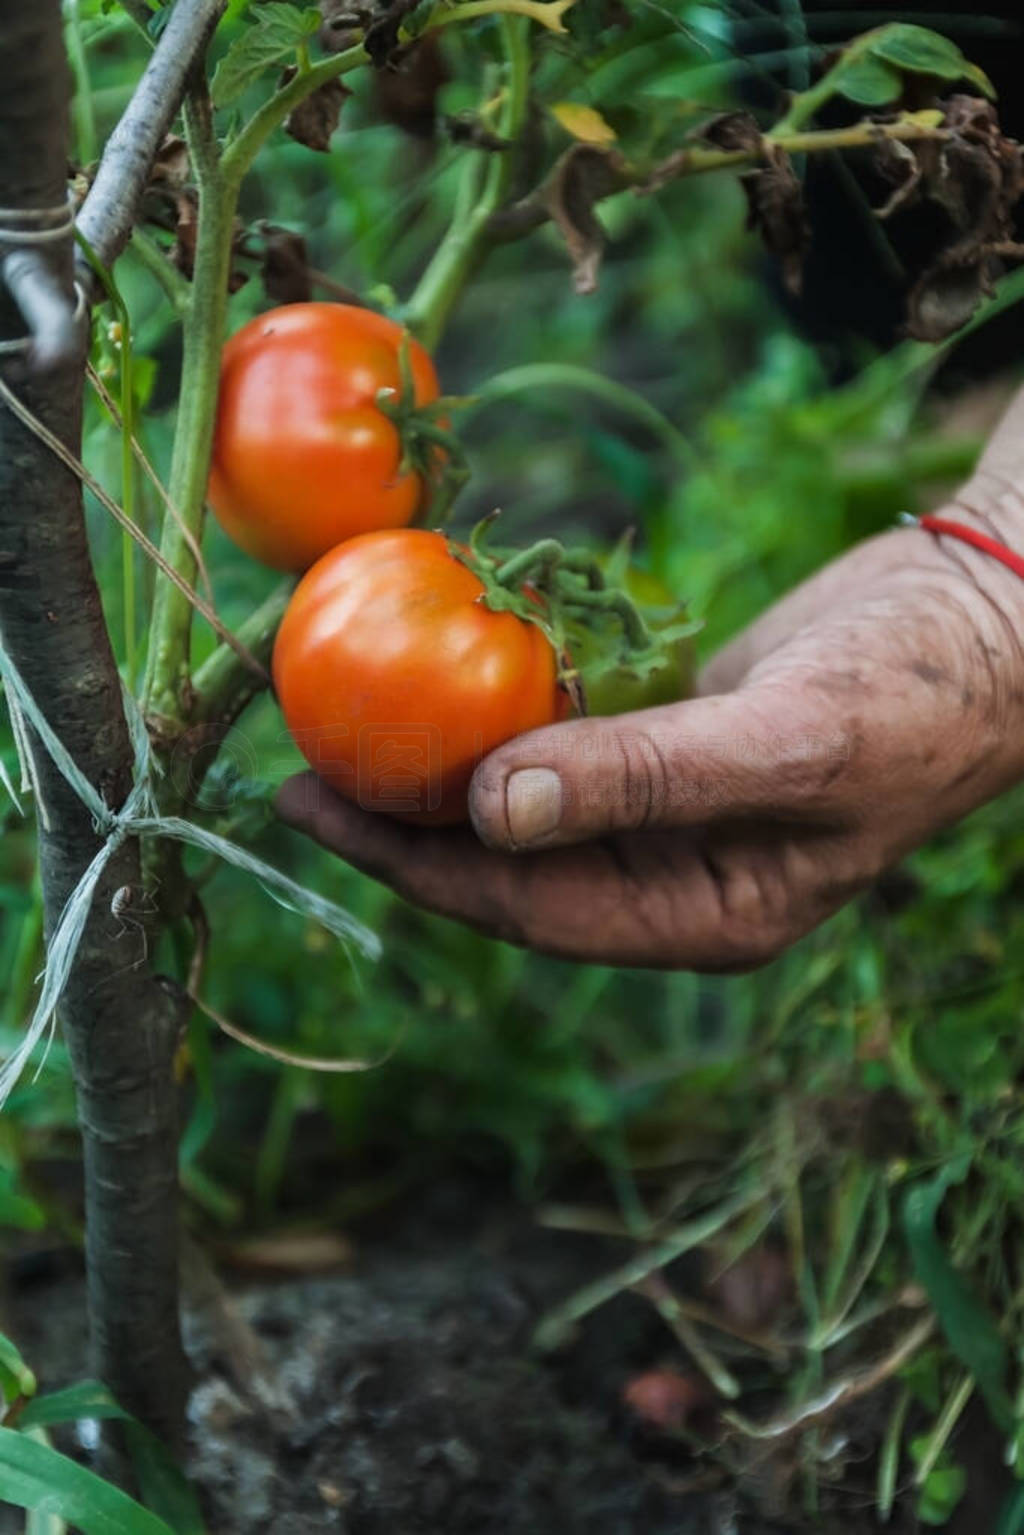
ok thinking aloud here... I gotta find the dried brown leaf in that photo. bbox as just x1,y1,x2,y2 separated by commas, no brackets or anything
740,146,810,296
700,111,762,155
260,224,313,304
375,35,448,138
364,0,421,67
543,144,628,295
863,96,1024,338
170,191,248,294
149,134,190,191
907,254,999,340
898,95,1024,339
169,190,198,278
699,115,809,293
872,135,923,219
284,71,350,152
318,0,364,51
221,1229,355,1276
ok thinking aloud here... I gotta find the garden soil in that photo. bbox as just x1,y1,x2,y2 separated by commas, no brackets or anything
0,1176,990,1534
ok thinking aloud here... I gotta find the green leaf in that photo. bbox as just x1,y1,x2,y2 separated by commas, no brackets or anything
868,23,995,98
996,1482,1024,1535
916,1461,967,1525
0,1331,37,1404
0,1428,174,1535
903,1169,1014,1433
0,1183,47,1231
19,1381,127,1430
830,54,903,108
18,1387,206,1535
124,1425,206,1535
211,4,321,107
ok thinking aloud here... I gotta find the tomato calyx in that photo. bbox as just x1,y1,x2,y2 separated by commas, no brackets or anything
452,519,701,716
375,333,471,522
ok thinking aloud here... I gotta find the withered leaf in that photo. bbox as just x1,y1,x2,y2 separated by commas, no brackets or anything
169,190,198,278
170,191,249,294
740,146,810,296
374,34,448,138
318,0,366,53
907,256,999,341
881,94,1024,339
700,111,762,155
697,114,809,293
872,135,923,220
363,0,421,67
543,144,628,295
260,224,314,304
149,134,190,191
445,114,510,152
282,67,350,151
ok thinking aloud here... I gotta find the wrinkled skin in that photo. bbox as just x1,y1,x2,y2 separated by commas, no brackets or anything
277,388,1024,971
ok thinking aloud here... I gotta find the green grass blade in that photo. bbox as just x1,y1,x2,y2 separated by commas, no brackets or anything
0,1427,174,1535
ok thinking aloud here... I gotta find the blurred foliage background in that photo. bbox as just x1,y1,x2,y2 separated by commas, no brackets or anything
4,0,1024,1523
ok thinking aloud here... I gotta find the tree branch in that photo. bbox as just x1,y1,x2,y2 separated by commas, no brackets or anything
0,0,187,1451
76,0,226,273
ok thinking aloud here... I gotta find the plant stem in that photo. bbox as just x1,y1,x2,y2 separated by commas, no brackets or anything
130,227,190,315
65,0,98,164
142,90,235,724
221,43,366,189
75,231,140,687
469,362,699,468
652,117,948,187
405,16,531,349
771,29,879,134
192,580,294,727
427,0,574,33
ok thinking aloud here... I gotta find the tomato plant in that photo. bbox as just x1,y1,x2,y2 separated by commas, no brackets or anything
273,529,569,824
208,303,441,571
580,564,697,716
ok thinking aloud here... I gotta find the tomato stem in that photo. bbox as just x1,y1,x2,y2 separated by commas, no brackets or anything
143,84,235,725
561,586,653,652
457,521,685,714
375,336,472,520
405,17,532,349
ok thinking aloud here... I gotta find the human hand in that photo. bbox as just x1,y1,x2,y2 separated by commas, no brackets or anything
276,397,1024,971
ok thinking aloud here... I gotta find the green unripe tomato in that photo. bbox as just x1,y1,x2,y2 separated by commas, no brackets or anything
578,566,698,718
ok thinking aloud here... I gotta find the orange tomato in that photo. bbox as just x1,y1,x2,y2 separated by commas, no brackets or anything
273,529,567,824
209,303,440,571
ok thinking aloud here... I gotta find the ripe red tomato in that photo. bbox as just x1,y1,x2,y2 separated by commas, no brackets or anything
209,303,440,572
273,529,568,824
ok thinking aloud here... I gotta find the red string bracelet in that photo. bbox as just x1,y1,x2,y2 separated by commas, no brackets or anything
912,513,1024,582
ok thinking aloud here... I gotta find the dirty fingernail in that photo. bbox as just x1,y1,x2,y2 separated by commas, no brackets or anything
505,768,562,846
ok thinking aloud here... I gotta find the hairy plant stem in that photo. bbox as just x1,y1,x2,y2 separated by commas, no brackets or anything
221,43,367,188
405,17,531,349
131,227,190,315
192,580,293,726
142,92,234,726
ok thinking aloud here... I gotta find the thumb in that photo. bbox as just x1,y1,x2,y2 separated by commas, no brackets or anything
468,690,851,851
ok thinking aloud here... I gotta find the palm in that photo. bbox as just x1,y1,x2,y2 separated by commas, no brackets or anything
278,516,1024,970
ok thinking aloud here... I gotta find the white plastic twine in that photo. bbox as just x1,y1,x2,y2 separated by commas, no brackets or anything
0,197,85,358
0,640,381,1107
0,198,76,244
